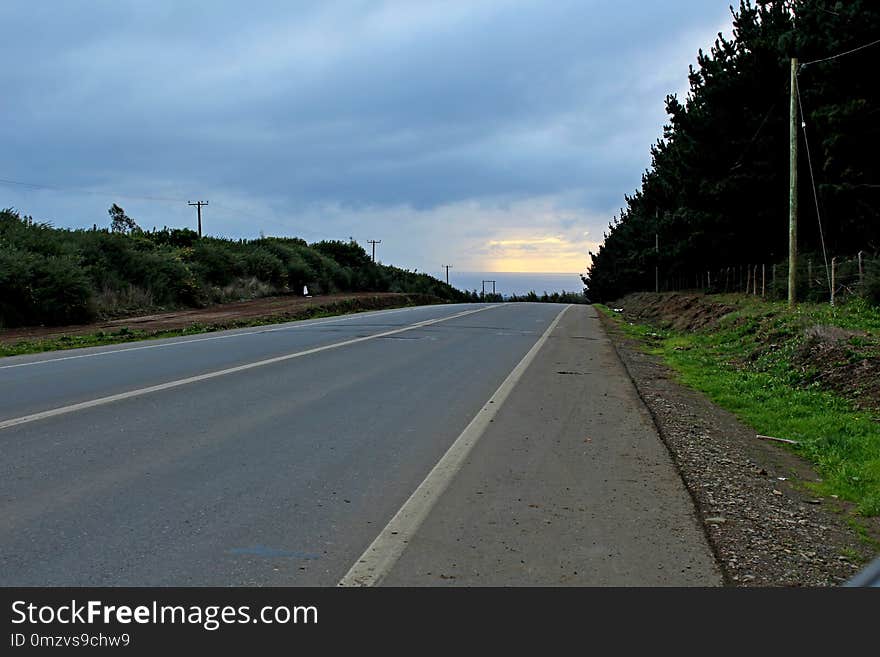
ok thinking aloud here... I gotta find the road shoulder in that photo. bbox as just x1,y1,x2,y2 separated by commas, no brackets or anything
381,305,722,585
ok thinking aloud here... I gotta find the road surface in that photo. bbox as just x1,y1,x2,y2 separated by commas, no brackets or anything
0,303,720,586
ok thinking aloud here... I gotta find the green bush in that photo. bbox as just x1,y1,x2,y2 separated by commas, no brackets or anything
189,241,242,286
135,252,200,305
0,247,38,327
286,255,315,292
31,256,95,325
242,249,286,287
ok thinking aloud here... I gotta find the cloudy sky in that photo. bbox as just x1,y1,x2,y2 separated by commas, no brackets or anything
1,1,733,275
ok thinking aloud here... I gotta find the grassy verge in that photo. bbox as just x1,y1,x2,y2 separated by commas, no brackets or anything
0,296,440,358
597,299,880,516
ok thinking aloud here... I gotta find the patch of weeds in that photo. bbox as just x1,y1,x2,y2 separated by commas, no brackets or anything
601,299,880,517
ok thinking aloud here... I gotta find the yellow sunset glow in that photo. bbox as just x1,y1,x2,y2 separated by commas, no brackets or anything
481,235,596,273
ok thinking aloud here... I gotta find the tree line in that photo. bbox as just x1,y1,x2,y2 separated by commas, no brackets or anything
584,0,880,303
0,206,467,327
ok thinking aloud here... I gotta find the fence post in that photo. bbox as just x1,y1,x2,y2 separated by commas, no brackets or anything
831,256,837,306
772,263,777,290
859,251,865,287
753,265,758,295
707,270,711,290
808,258,813,289
746,266,751,295
762,264,766,298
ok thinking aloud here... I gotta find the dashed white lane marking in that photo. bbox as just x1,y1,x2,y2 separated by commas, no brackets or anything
0,306,499,431
0,304,446,371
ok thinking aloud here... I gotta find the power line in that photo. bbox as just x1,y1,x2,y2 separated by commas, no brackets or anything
800,37,880,68
0,174,325,241
794,72,832,296
0,176,187,203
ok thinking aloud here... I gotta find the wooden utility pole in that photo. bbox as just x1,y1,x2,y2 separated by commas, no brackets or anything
187,200,208,238
788,58,799,306
442,264,453,285
367,239,381,262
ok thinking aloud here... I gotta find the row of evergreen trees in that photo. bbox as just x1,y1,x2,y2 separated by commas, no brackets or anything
584,0,880,302
0,206,467,327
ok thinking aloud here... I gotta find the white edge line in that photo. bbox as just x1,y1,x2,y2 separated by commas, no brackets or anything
338,303,572,587
0,303,446,370
0,305,499,431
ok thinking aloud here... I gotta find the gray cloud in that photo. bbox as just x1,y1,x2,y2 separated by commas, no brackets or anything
1,0,733,272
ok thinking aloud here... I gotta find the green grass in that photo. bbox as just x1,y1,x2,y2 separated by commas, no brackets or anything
0,296,439,358
597,300,880,516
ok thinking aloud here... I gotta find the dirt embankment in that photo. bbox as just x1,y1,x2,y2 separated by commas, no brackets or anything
611,291,737,332
791,326,880,414
0,292,443,345
613,292,880,413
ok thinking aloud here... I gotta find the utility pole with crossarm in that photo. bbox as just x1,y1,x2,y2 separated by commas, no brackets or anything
187,200,208,238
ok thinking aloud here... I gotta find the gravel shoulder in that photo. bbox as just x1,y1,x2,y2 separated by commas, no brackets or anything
598,310,877,586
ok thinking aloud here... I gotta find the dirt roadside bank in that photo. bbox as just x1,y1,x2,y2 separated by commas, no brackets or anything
598,309,876,586
0,292,443,346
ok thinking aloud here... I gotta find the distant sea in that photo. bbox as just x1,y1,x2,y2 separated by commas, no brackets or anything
445,272,585,298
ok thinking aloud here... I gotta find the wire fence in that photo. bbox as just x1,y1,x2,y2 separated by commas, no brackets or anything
658,251,880,305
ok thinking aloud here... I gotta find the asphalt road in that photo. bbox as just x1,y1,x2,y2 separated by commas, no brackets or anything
0,303,720,586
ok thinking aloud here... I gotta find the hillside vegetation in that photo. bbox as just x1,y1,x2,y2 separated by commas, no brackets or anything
602,292,880,516
585,1,880,302
0,207,468,328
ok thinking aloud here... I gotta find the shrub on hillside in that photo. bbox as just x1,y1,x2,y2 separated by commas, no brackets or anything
285,255,315,292
312,240,373,269
0,206,468,326
242,249,286,287
189,241,242,286
0,248,39,327
31,256,95,325
0,248,94,327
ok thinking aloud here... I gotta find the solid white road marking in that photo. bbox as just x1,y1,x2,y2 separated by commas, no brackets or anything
0,304,440,370
338,304,572,587
0,305,498,431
